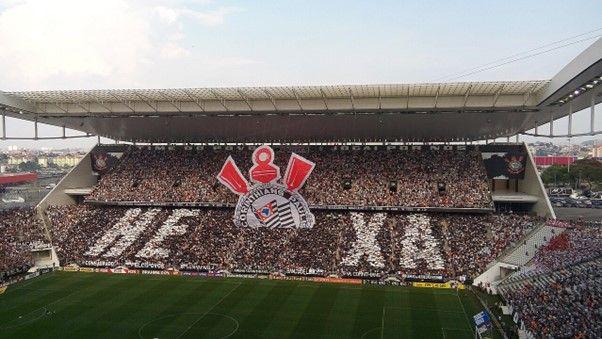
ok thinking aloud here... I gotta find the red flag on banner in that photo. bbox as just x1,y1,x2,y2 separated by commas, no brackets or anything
284,153,315,191
217,156,249,195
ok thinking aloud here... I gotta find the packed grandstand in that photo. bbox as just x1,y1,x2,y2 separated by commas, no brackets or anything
86,146,492,209
1,144,601,338
1,37,601,339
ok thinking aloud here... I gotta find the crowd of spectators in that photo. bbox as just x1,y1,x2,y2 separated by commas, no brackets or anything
45,205,538,279
87,147,492,208
497,224,602,338
533,226,602,272
500,258,601,338
0,209,48,280
441,213,539,276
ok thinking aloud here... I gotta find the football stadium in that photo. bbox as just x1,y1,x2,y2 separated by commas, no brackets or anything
1,9,602,338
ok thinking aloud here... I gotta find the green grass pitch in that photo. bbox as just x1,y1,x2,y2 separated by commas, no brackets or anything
0,272,498,338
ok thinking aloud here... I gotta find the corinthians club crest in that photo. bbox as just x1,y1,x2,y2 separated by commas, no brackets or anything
505,155,525,175
217,145,316,229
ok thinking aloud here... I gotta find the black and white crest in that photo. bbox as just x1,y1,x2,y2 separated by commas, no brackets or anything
218,145,316,229
234,183,314,229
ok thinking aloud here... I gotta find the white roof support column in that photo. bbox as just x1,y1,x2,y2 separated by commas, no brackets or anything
568,102,573,137
592,90,597,135
1,112,5,140
550,111,554,136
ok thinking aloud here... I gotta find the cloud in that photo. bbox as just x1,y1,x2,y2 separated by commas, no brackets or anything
160,42,191,59
154,5,240,26
0,0,244,90
182,6,240,26
0,0,150,83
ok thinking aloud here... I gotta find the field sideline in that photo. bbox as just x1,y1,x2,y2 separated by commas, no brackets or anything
0,272,497,338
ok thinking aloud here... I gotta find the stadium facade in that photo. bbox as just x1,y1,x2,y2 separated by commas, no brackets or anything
0,39,597,215
0,39,601,338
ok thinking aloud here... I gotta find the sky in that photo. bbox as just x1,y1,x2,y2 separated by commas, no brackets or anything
0,0,600,149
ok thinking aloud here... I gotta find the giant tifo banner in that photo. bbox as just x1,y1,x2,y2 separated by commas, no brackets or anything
481,152,527,179
218,144,316,229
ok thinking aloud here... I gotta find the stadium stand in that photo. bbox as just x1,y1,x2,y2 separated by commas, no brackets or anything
503,225,602,280
500,259,601,338
497,223,563,267
0,209,49,282
44,205,539,279
0,35,600,339
498,224,602,338
86,147,493,209
5,143,598,338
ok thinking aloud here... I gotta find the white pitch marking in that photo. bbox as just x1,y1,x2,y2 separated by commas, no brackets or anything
175,282,241,339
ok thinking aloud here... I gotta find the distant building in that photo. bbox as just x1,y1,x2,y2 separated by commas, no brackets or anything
534,156,577,168
8,156,31,166
37,157,49,168
0,172,38,186
591,145,602,159
51,154,82,167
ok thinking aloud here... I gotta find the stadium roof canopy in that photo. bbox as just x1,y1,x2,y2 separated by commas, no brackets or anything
1,39,601,143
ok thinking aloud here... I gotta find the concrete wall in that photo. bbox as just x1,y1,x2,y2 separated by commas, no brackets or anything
33,146,98,266
518,142,556,218
36,147,98,210
33,248,60,269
